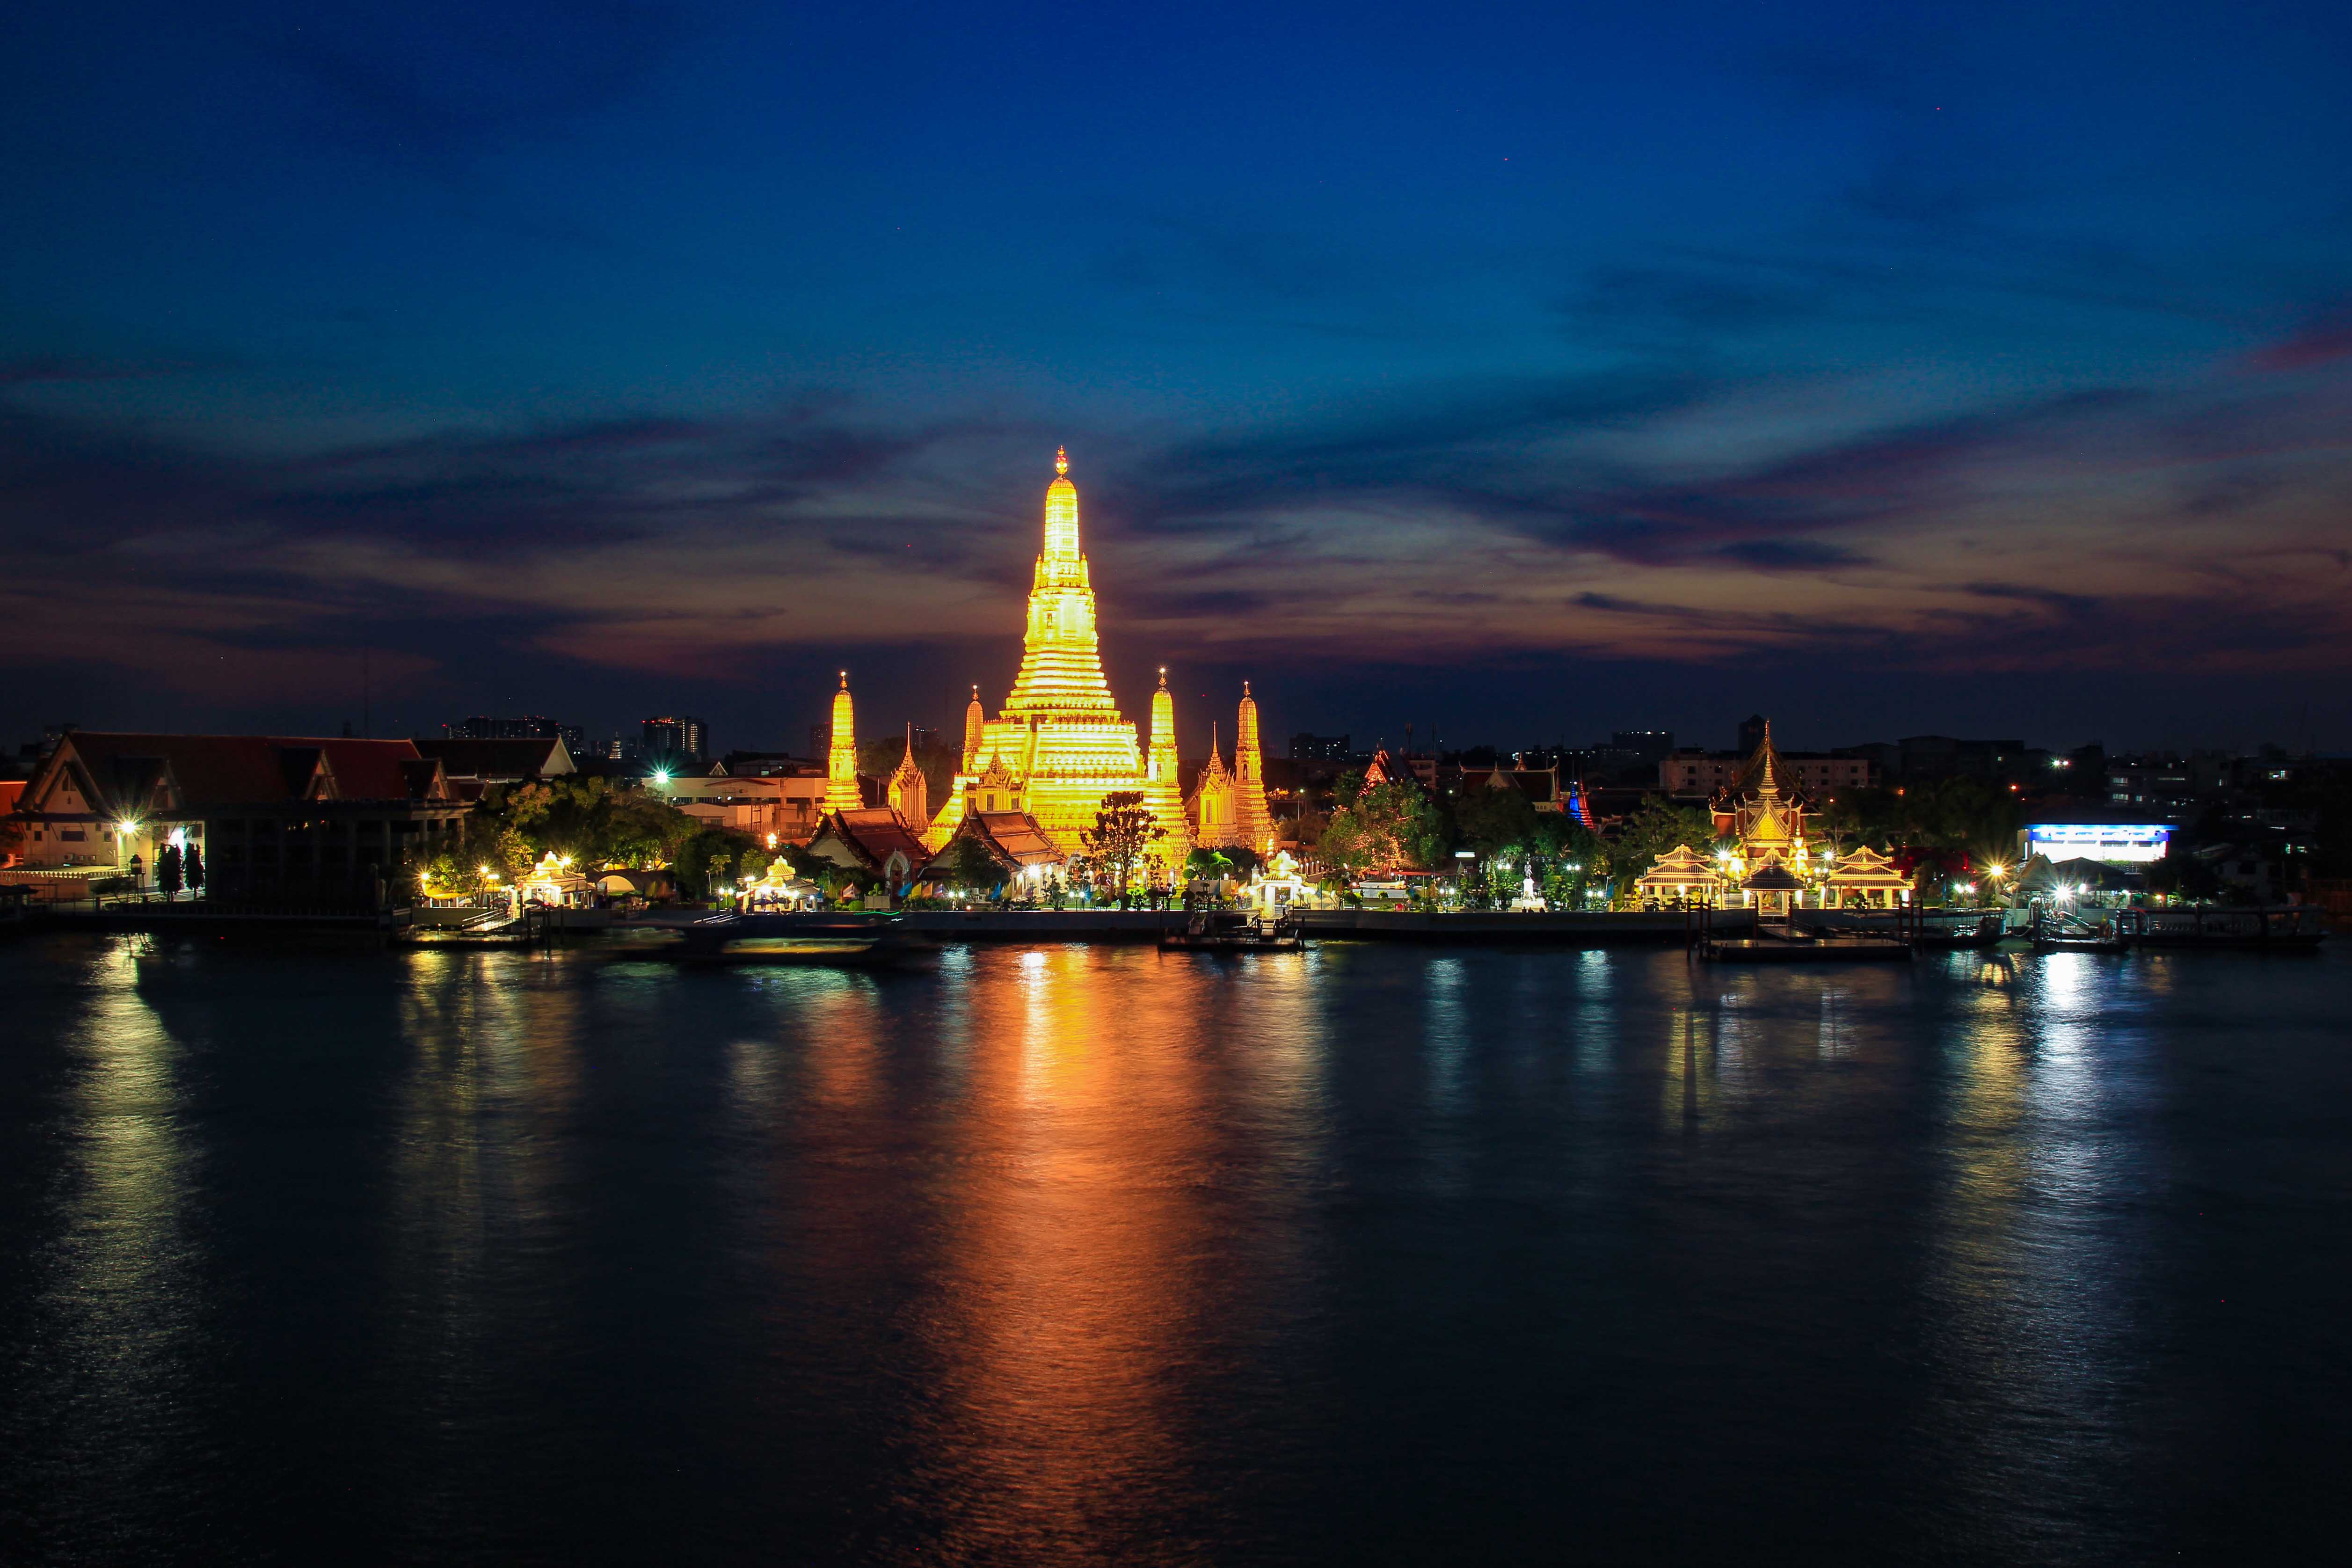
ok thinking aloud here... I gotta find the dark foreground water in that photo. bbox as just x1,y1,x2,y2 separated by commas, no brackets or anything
2,934,2348,1564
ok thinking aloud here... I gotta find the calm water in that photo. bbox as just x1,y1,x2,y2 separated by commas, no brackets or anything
2,934,2348,1564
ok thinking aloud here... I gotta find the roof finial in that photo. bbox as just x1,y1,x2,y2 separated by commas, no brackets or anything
1055,445,1069,477
1243,679,1252,698
1158,666,1168,687
838,669,848,689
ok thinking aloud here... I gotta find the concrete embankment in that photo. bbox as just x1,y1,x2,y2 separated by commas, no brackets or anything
561,908,1757,945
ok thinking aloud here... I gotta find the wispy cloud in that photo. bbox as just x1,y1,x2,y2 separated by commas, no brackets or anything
4,345,2351,712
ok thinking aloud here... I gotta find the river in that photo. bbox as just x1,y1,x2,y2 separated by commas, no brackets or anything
2,934,2347,1563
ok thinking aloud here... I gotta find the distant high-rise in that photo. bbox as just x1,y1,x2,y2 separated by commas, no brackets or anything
450,715,584,750
1611,730,1674,766
1289,732,1352,761
641,715,708,766
1737,714,1768,757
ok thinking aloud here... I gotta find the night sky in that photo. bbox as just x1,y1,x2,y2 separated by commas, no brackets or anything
7,1,2351,759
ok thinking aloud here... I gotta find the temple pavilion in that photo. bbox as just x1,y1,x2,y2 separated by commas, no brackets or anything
1821,845,1913,909
1711,721,1810,873
1638,722,1828,908
1634,844,1726,905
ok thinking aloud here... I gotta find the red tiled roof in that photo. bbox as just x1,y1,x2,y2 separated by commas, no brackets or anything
968,811,1061,866
814,807,929,874
30,733,447,814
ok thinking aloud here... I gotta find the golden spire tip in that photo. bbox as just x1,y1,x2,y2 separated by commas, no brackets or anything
1054,445,1069,477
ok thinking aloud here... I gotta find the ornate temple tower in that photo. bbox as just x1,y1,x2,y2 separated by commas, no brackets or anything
1146,669,1192,861
961,686,984,773
1233,680,1273,852
824,671,861,813
887,722,929,827
1191,722,1238,848
971,447,1151,852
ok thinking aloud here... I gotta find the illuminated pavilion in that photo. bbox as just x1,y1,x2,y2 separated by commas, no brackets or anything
1638,721,1829,907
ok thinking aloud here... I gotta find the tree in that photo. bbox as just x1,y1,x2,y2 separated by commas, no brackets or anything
492,775,697,869
1079,791,1164,906
944,835,1002,892
157,842,184,896
1604,799,1719,890
675,826,756,901
1318,780,1447,878
1451,780,1540,857
183,840,205,893
1185,846,1234,882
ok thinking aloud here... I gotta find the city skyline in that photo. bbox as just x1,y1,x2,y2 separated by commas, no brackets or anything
7,2,2352,752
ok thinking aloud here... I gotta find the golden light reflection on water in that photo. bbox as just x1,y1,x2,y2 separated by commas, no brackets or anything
740,946,1330,1561
40,939,202,1485
381,951,589,1492
1923,950,2142,1508
930,948,1230,1558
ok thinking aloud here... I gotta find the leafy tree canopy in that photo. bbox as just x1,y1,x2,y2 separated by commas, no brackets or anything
1319,780,1447,876
1080,791,1165,900
1604,800,1719,886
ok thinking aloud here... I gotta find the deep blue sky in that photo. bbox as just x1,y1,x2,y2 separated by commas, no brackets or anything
6,1,2351,759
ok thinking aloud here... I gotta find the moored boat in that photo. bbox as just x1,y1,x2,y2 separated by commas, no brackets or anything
1160,910,1306,952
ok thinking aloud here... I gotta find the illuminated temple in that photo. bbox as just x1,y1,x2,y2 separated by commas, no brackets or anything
822,449,1272,875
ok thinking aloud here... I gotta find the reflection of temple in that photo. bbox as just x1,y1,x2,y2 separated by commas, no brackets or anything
816,451,1272,873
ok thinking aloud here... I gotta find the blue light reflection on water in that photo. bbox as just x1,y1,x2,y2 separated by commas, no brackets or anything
2,936,2349,1563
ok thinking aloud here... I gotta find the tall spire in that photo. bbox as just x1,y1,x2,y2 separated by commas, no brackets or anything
1149,667,1178,781
1145,665,1191,860
1233,680,1273,851
961,684,984,773
1005,447,1117,713
1042,445,1080,561
825,670,860,813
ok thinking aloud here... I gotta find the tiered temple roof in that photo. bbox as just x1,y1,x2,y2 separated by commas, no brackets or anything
1636,843,1726,895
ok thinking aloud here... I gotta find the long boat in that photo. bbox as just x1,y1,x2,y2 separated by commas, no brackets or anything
600,914,936,968
2121,906,2328,951
1703,923,1911,963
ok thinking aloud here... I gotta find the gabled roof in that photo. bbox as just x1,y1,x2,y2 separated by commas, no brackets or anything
415,737,575,780
1824,845,1910,887
918,810,1065,880
968,811,1060,864
1459,766,1559,802
1742,860,1806,891
1637,843,1724,885
24,733,449,815
809,807,930,875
